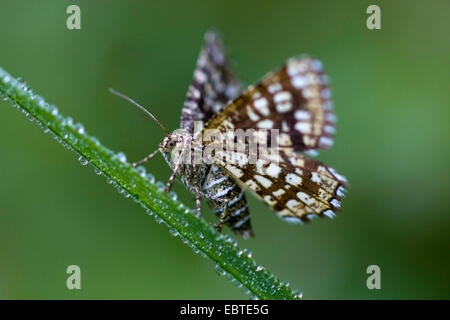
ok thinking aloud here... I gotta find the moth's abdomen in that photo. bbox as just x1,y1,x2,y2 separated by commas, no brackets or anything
203,165,253,238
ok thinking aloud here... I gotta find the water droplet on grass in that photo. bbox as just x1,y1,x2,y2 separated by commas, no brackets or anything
78,156,88,166
66,117,74,126
116,152,127,163
146,173,155,183
49,105,58,116
136,166,146,177
74,122,85,134
156,181,165,190
169,191,177,200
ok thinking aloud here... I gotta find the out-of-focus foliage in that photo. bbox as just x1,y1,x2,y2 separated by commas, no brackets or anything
0,0,448,299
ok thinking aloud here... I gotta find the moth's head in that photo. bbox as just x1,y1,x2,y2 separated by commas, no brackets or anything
159,130,192,168
159,130,190,153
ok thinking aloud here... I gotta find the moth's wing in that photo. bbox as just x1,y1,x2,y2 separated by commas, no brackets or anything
204,56,336,152
180,31,242,132
219,150,347,223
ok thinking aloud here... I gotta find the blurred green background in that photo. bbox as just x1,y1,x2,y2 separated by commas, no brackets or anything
0,0,449,299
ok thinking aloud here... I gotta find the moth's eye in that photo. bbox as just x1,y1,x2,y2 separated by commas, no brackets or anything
167,140,175,148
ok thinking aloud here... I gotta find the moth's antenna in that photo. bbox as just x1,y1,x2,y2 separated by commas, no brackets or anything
109,88,169,137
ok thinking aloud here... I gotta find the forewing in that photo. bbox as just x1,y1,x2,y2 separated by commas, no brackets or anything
220,150,347,223
180,31,242,132
204,56,336,151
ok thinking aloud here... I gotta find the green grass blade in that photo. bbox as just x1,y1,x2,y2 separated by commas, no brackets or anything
0,66,302,300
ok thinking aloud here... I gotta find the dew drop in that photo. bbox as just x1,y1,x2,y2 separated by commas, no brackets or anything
116,152,127,163
2,75,11,83
169,228,179,237
136,166,146,177
49,105,58,116
155,181,165,190
215,265,226,276
91,137,100,146
293,290,303,299
78,156,88,166
169,191,177,200
154,215,162,224
146,173,155,183
66,117,74,126
74,122,85,134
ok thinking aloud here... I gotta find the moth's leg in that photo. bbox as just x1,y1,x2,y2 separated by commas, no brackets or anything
132,149,159,167
188,186,211,200
193,165,202,217
164,166,179,193
214,203,228,232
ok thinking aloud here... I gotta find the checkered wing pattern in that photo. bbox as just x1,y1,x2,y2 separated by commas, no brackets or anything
203,56,347,222
180,31,254,237
220,150,347,222
204,56,337,151
180,31,242,132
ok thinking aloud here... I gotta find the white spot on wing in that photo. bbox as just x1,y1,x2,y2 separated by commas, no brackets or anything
287,58,308,76
286,173,302,186
266,163,282,178
287,199,300,210
254,98,270,115
246,105,260,121
329,167,348,184
274,91,292,103
273,189,286,198
295,110,310,120
257,119,274,129
331,198,341,208
318,136,334,148
276,102,292,113
323,210,336,218
292,76,306,89
225,164,243,178
297,191,314,206
283,216,303,224
337,186,346,197
255,175,272,188
268,83,282,93
295,122,312,134
323,125,336,134
194,70,207,83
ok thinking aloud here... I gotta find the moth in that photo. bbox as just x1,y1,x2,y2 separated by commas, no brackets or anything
110,31,347,238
